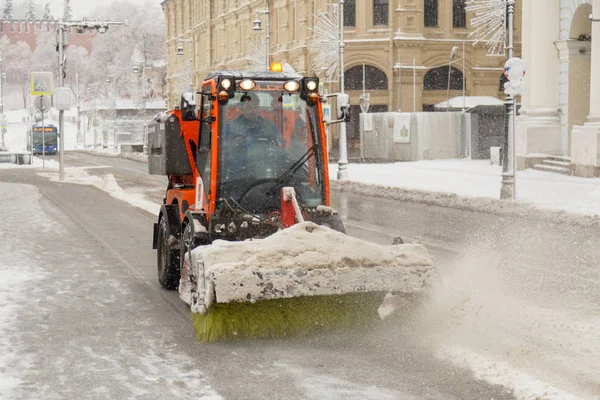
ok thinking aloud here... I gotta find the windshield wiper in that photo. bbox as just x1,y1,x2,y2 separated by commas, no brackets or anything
276,144,316,185
276,108,319,185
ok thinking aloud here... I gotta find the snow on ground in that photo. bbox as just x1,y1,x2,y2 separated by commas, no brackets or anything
329,159,600,218
36,166,160,216
272,360,414,400
3,145,600,398
414,240,600,400
0,184,53,398
0,181,224,399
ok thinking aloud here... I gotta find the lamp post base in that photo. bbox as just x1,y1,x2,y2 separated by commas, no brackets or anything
500,173,515,200
337,162,348,180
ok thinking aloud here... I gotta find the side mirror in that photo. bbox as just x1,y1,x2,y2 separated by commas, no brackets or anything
336,93,350,122
180,92,197,121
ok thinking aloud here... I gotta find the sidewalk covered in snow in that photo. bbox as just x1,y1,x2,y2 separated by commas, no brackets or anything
329,159,600,217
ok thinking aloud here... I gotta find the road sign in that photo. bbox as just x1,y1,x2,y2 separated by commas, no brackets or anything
504,58,526,82
322,104,331,122
30,72,54,96
504,57,526,96
34,95,52,113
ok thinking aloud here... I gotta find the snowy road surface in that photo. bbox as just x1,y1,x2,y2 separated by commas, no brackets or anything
0,151,598,399
0,166,515,400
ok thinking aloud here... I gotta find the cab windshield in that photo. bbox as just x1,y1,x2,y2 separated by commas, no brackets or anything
218,84,324,214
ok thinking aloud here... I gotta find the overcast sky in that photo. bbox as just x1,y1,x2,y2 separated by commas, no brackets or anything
46,0,162,19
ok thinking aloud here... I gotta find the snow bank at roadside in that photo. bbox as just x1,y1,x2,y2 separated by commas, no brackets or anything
0,156,59,170
76,149,148,164
331,179,600,227
329,160,600,224
36,167,159,216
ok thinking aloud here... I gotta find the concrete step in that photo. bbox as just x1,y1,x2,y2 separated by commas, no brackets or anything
544,155,571,163
543,159,571,168
533,163,572,175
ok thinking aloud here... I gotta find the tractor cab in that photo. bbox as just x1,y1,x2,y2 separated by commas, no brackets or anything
215,77,325,214
149,65,350,243
186,68,338,221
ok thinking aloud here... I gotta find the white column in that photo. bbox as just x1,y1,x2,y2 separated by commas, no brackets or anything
570,0,600,177
588,0,600,121
516,0,562,166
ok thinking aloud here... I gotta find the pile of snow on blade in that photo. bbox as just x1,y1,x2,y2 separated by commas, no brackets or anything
186,222,436,312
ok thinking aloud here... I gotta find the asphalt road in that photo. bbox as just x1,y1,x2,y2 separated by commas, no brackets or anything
3,151,599,399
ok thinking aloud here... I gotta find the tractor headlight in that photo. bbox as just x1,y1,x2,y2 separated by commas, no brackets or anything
218,91,229,102
239,79,256,91
217,76,235,104
220,78,232,90
301,77,320,102
284,80,300,92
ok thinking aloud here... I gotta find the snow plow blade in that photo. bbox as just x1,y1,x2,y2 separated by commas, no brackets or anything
179,222,436,342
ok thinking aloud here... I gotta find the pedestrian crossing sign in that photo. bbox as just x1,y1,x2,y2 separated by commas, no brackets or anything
30,72,54,96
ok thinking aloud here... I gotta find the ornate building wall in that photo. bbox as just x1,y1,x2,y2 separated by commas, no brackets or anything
162,0,522,158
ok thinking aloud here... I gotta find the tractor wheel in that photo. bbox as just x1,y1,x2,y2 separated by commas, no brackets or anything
157,216,180,290
180,221,196,275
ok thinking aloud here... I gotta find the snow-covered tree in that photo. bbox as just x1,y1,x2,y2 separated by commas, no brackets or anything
3,0,14,19
1,40,34,107
85,1,165,99
42,1,52,19
25,0,36,20
62,0,71,20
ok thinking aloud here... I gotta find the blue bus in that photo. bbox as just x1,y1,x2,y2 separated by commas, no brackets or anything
30,123,58,155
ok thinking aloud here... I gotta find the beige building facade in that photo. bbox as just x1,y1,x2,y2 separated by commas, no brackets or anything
517,0,600,177
162,0,521,157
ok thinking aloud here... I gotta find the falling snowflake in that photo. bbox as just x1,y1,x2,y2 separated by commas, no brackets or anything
466,0,507,56
308,4,339,82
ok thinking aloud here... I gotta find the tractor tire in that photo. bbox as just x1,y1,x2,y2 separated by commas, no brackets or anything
157,216,180,290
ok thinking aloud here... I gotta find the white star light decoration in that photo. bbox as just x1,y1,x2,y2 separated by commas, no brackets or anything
466,0,507,56
308,4,340,82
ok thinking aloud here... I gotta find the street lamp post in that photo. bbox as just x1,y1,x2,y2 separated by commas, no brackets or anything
0,52,3,114
177,37,195,91
0,52,5,150
446,46,459,111
500,0,516,200
104,75,117,150
252,1,271,69
337,0,349,180
76,68,81,147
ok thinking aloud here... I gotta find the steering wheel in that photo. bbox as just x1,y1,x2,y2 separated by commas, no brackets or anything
236,178,281,204
248,133,284,148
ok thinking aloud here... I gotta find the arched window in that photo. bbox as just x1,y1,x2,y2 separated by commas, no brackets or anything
344,65,388,90
424,66,463,91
